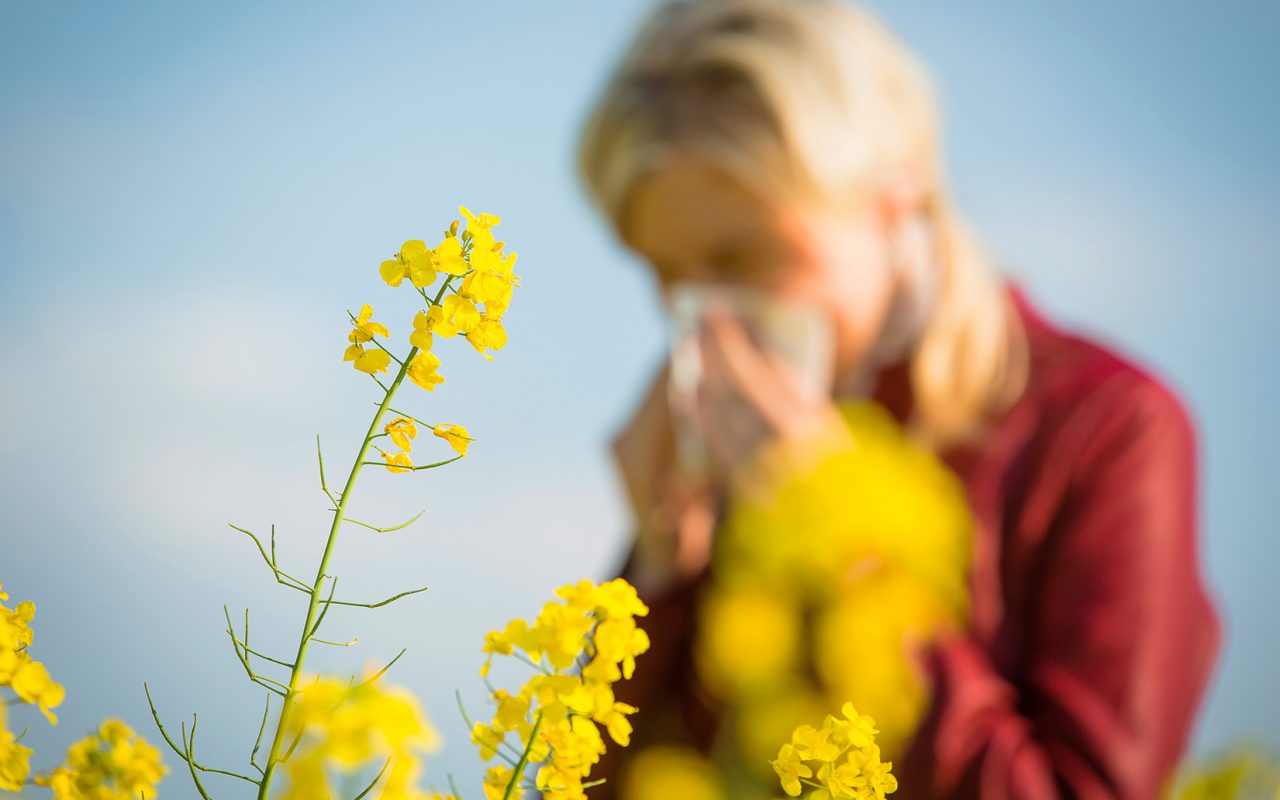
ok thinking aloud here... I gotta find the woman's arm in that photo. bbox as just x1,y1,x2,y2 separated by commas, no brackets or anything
905,374,1221,800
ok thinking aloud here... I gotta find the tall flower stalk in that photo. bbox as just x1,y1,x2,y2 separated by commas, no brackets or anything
147,206,519,800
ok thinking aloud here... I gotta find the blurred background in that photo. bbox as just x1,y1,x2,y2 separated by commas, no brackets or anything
1,0,1276,794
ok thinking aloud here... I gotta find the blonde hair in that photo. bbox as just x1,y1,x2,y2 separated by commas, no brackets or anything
578,0,1027,448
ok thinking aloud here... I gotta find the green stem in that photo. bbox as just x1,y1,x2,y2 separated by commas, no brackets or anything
254,346,419,800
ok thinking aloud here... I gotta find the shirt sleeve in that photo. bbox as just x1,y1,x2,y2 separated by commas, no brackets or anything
904,373,1221,800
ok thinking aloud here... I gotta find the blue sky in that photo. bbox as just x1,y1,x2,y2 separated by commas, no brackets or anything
1,1,1277,793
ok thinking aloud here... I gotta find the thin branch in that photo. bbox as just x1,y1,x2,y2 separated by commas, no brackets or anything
432,275,457,305
228,523,311,593
386,407,433,428
311,635,359,647
250,695,272,774
503,713,543,800
317,435,340,505
306,576,339,640
322,585,429,609
239,607,295,668
512,650,551,675
359,455,463,471
351,649,407,691
225,606,290,696
181,720,215,800
456,690,522,767
352,758,392,800
342,509,425,534
144,684,260,789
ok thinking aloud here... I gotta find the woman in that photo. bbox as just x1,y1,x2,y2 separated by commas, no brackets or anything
576,1,1220,798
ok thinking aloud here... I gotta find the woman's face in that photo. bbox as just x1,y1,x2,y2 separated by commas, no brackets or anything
620,151,901,385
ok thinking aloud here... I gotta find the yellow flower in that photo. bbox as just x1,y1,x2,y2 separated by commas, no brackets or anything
772,706,896,799
410,311,434,351
591,578,650,621
482,764,514,800
620,747,725,800
460,204,499,238
473,580,648,800
460,247,518,316
344,344,392,374
380,240,438,289
584,616,649,683
35,718,167,800
1,597,35,652
772,743,813,797
432,424,472,457
816,759,862,797
471,721,506,761
480,619,528,677
465,314,508,361
791,724,841,763
423,295,481,338
832,702,879,751
597,701,638,746
432,236,469,277
279,674,439,800
381,450,413,474
10,659,65,725
385,417,417,451
348,303,390,344
407,352,444,392
0,705,33,793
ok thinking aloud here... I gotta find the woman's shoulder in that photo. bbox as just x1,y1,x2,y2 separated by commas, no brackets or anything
1008,283,1197,454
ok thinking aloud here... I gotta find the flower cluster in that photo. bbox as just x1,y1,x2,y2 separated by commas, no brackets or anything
374,413,475,474
34,719,167,800
1,580,65,726
277,673,443,800
471,579,650,800
348,205,518,391
1,579,68,791
689,400,972,779
4,579,165,797
771,704,897,800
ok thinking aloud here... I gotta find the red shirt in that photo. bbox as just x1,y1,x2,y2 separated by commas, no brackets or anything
600,285,1220,800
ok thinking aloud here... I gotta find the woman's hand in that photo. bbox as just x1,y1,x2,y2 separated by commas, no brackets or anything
610,362,718,596
695,309,852,485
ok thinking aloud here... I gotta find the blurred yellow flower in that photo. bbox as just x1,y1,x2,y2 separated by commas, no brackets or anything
35,718,167,800
278,674,440,800
407,352,444,392
482,764,514,800
694,583,800,701
0,705,33,793
431,424,472,457
385,417,417,451
620,747,724,800
690,398,972,785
